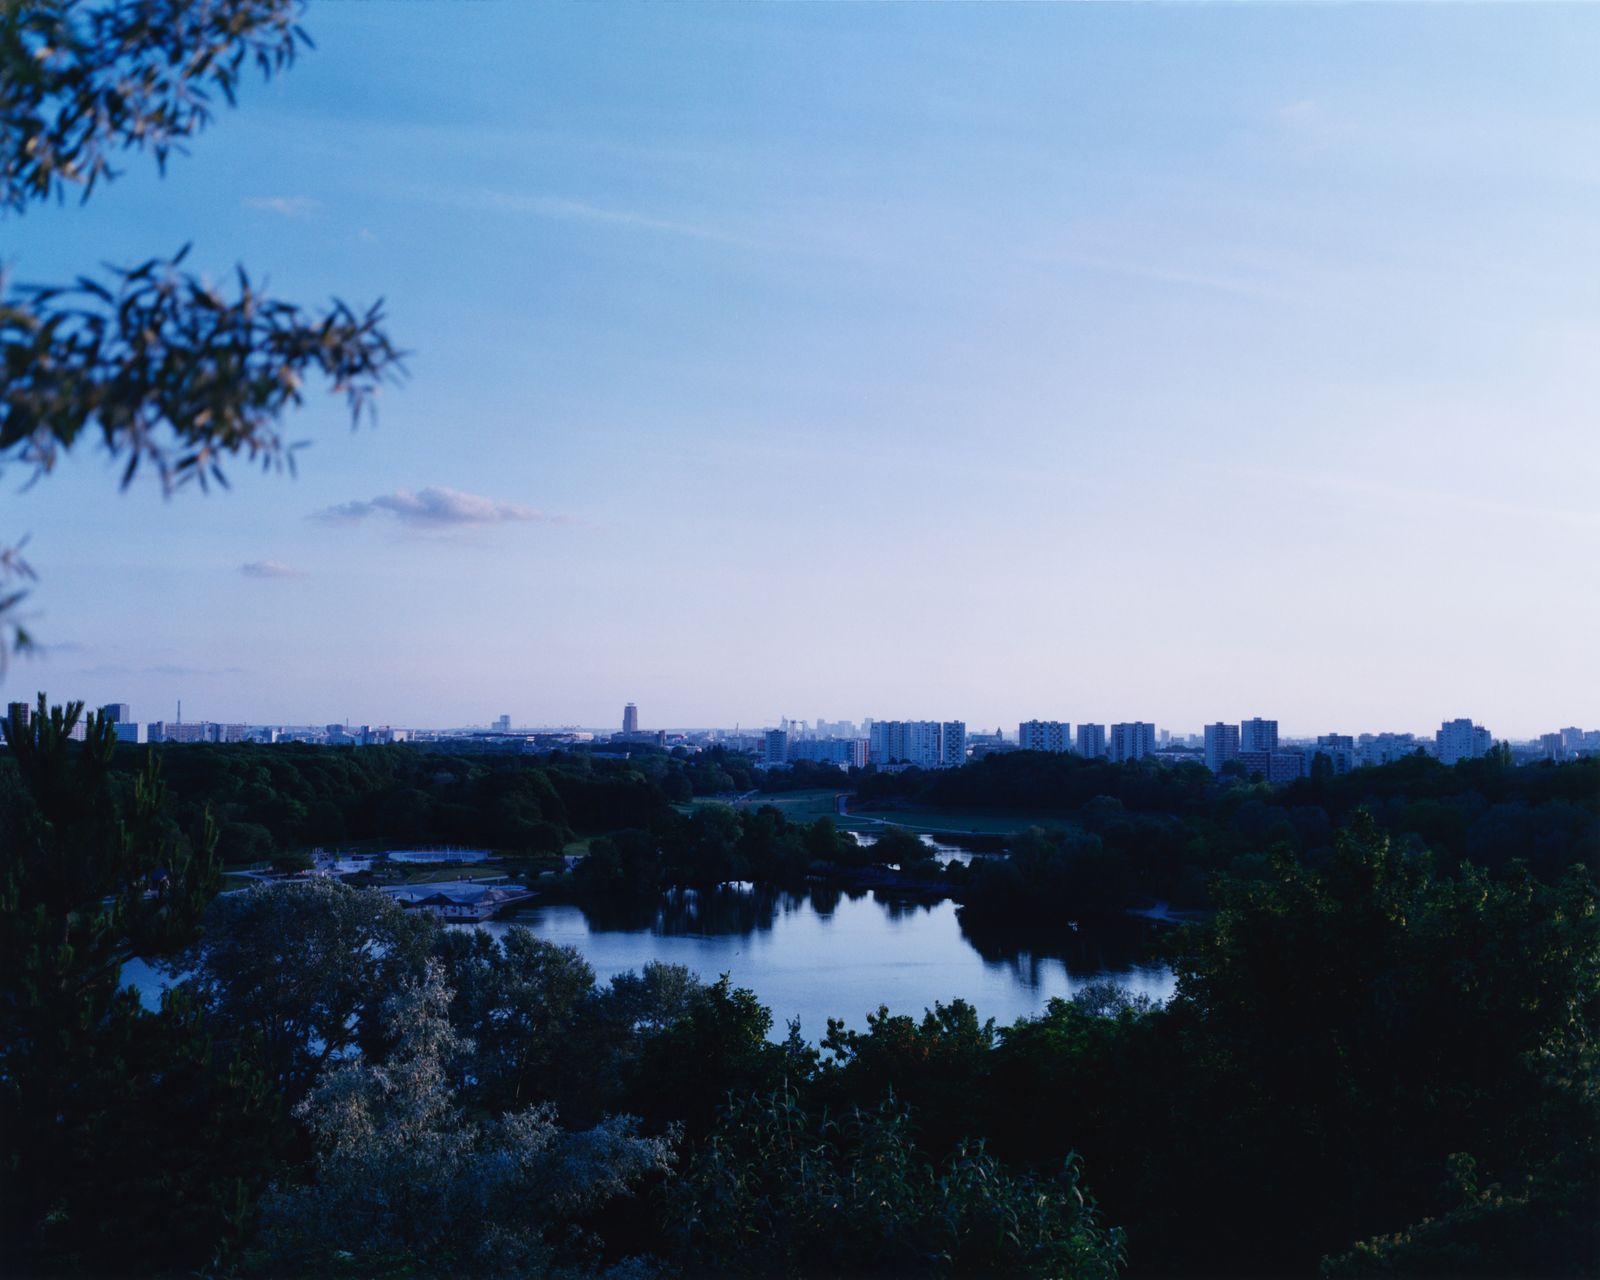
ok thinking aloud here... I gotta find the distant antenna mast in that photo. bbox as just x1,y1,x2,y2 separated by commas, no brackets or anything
177,699,182,724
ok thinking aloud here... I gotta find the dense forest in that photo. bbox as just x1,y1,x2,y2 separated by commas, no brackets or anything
3,703,1596,1277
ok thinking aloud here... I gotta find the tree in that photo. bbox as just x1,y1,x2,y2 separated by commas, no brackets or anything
1159,811,1600,1274
259,963,673,1277
172,878,439,1100
668,1088,1125,1280
0,0,402,653
0,696,279,1273
431,924,600,1113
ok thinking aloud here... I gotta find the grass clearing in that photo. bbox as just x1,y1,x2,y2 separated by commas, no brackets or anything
682,791,1071,838
845,806,1078,837
687,789,847,823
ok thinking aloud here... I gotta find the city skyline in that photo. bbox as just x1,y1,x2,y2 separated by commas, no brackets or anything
7,690,1583,751
5,4,1597,735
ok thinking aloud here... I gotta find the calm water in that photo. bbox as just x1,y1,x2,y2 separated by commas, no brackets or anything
481,885,1174,1037
124,883,1175,1038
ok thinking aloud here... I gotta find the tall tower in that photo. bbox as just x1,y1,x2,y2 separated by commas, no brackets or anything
1240,718,1278,753
622,702,639,734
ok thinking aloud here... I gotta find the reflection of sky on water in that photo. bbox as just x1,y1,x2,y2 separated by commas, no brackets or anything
484,887,1174,1038
849,830,995,865
123,885,1175,1040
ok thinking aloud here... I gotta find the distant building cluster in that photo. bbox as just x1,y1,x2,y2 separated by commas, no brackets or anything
2,692,1591,787
868,720,967,770
1537,726,1599,761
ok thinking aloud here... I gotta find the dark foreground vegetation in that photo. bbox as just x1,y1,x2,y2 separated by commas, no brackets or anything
3,701,1597,1278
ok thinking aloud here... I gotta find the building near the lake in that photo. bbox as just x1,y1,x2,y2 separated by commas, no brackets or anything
1238,749,1305,783
1240,718,1279,753
1018,720,1072,753
869,720,965,769
1076,723,1107,758
1436,717,1492,765
1109,722,1156,763
787,737,869,768
1204,722,1240,773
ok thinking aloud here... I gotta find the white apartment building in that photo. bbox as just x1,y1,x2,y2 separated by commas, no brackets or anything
1240,718,1279,753
1356,733,1419,768
869,720,962,769
1204,722,1240,773
1436,718,1492,766
1018,720,1072,753
1109,721,1156,763
1076,723,1107,758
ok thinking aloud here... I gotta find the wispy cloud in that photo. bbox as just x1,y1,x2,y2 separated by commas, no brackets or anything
242,195,320,217
437,187,753,248
240,560,308,579
75,663,247,678
312,486,550,529
31,639,96,657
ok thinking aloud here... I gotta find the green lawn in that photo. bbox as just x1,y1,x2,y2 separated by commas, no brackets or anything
686,789,847,823
844,806,1078,837
683,790,1068,839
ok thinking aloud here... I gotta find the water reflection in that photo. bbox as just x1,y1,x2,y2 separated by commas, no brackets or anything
850,830,1006,864
578,884,792,936
958,912,1165,982
492,885,1175,1036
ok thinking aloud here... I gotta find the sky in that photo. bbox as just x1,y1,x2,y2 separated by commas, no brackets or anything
4,3,1597,737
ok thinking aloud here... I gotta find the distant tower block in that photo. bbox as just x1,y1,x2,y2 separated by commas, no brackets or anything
623,702,639,734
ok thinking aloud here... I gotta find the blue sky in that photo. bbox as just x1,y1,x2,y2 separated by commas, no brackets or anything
5,3,1597,736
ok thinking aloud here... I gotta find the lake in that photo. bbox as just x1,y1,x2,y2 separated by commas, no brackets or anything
481,884,1174,1036
124,881,1175,1039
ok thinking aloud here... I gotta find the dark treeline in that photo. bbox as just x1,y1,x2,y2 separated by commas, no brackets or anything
92,741,1599,926
4,705,1597,1278
105,740,689,863
861,751,1599,926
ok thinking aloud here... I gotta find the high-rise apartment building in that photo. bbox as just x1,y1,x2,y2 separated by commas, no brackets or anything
1018,720,1072,753
1239,749,1305,783
1356,732,1419,768
869,720,962,769
1436,718,1492,766
1304,744,1354,775
941,721,967,768
1240,718,1279,753
787,737,868,768
1203,722,1240,773
1076,723,1107,758
763,729,789,766
496,714,511,733
622,703,638,734
101,702,131,724
1109,722,1156,763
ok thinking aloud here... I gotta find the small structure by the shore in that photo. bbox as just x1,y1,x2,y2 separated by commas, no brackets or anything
381,879,534,922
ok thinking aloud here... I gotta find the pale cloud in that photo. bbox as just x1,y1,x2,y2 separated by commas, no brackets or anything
240,560,308,579
441,187,753,248
241,195,320,217
312,486,548,528
77,663,247,678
